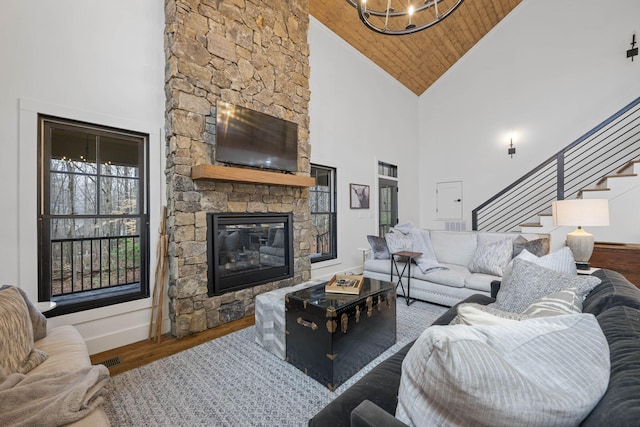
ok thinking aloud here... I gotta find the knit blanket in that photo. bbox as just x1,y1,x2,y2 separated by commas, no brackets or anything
0,365,110,427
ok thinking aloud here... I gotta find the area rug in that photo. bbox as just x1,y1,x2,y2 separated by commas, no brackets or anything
102,299,447,426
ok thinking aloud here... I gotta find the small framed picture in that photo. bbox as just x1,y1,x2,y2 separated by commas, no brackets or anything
350,183,370,209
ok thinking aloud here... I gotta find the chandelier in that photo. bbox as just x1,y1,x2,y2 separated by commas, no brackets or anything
346,0,464,36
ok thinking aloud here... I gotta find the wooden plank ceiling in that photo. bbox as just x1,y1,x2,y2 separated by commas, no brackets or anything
309,0,523,95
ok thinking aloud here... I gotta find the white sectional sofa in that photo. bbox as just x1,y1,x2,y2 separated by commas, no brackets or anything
364,230,549,307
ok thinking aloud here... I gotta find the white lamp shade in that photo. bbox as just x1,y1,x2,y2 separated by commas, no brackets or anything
552,199,610,227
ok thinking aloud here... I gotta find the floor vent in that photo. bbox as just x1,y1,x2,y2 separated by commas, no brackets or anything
99,356,122,368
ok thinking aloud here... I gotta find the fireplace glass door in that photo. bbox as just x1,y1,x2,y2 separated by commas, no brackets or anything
207,213,293,295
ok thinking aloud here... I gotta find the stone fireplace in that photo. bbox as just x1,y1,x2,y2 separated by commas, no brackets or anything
164,0,312,338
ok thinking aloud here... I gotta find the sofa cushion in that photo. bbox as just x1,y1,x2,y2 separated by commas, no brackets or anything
366,235,390,260
29,326,91,376
0,287,48,375
396,314,610,427
413,264,468,288
512,235,551,257
581,305,640,426
468,238,513,276
494,258,600,313
364,259,393,276
583,269,640,316
429,231,478,266
463,273,498,293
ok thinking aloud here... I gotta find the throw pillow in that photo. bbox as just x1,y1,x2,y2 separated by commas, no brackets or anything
468,238,513,276
512,236,550,257
454,288,582,326
522,287,582,316
494,258,600,313
391,224,447,273
0,287,48,374
396,314,610,427
366,235,390,260
0,285,47,341
517,246,577,275
384,231,412,256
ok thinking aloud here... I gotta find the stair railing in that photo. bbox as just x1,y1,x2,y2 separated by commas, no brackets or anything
472,96,640,232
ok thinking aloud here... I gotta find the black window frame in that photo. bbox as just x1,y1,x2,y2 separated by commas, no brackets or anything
37,115,150,316
309,164,337,263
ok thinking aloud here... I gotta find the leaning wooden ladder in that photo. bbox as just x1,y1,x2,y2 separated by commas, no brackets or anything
149,206,168,343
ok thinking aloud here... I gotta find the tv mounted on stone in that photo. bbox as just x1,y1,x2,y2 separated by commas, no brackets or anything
215,101,299,173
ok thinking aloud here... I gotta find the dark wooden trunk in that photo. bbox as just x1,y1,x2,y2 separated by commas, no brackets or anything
285,279,396,390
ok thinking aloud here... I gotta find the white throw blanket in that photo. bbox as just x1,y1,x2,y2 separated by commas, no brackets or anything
392,223,447,274
0,365,110,427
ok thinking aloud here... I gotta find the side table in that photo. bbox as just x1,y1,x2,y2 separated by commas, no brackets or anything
390,251,422,306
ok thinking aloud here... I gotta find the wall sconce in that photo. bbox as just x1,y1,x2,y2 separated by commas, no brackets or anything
508,138,516,158
628,33,638,61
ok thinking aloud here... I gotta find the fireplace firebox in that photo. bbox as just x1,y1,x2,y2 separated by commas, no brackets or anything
207,213,294,296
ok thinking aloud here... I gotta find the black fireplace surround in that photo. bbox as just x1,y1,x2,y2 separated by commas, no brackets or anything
207,213,294,296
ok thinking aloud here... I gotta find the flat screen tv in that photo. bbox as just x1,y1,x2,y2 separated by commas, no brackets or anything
215,101,299,173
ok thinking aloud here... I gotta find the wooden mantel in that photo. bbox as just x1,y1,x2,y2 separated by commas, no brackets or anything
191,164,316,187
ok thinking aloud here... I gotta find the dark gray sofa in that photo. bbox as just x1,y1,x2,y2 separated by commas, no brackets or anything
308,269,640,427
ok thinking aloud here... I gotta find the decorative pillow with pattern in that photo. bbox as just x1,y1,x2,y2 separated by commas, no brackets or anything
384,231,413,256
494,258,600,313
0,287,48,374
468,238,513,276
397,314,610,427
0,284,47,341
366,235,390,260
454,288,582,326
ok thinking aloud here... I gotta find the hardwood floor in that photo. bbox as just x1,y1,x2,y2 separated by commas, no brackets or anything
90,315,255,376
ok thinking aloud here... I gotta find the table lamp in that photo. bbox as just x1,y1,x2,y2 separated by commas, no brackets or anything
552,199,610,270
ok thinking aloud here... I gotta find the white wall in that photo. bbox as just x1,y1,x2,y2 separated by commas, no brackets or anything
418,0,640,232
308,18,420,279
1,0,166,354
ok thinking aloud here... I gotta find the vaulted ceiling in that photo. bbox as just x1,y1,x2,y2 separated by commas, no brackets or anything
309,0,523,95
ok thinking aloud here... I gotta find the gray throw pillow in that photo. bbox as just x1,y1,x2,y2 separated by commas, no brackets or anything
494,258,600,313
468,238,513,276
512,236,550,257
384,232,412,256
397,314,610,427
366,235,390,260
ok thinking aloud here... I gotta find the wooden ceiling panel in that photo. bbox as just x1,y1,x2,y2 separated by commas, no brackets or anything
309,0,523,95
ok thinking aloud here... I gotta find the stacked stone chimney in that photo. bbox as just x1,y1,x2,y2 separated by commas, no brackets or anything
164,0,312,338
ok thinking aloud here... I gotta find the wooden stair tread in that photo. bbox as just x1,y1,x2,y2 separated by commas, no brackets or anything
596,173,638,186
578,187,610,194
519,222,543,228
616,159,640,174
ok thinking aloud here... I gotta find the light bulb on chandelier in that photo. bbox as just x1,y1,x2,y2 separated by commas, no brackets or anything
346,0,464,36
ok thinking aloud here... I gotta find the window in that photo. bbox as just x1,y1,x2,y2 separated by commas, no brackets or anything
309,165,336,263
378,161,398,236
38,116,149,316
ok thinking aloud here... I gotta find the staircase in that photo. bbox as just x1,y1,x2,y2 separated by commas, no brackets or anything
472,96,640,243
519,160,640,250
